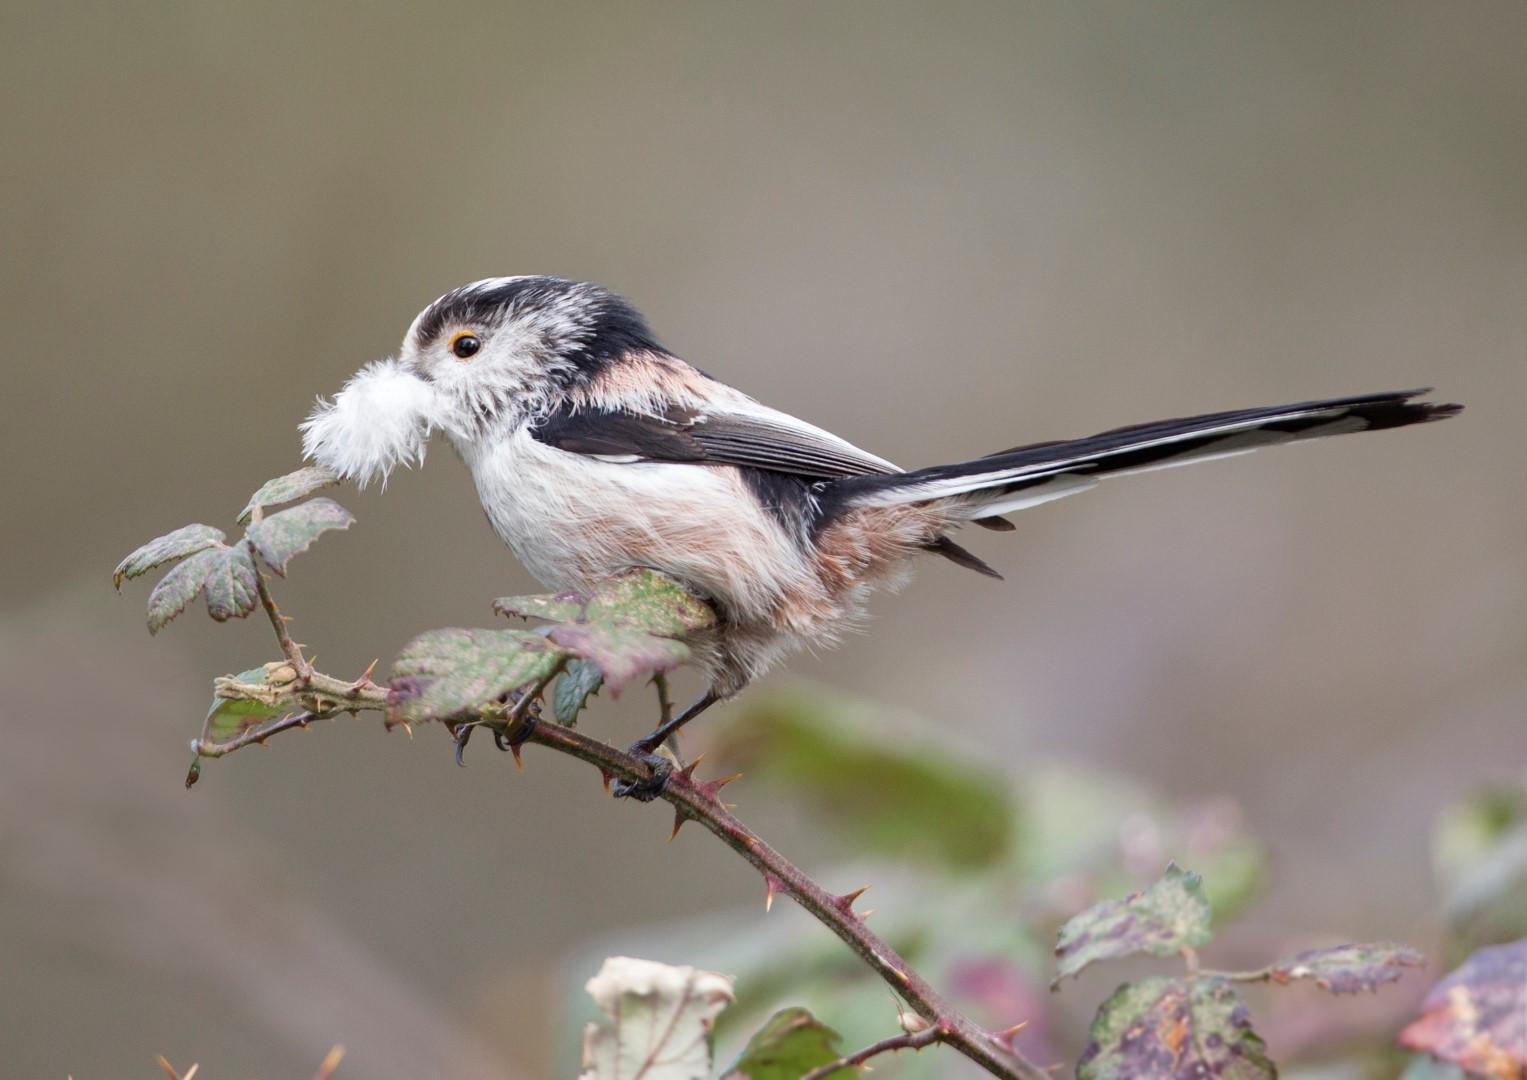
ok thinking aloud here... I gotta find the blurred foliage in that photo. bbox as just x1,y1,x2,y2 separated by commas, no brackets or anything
579,957,735,1080
1077,975,1273,1079
1399,940,1527,1079
1432,776,1527,955
1053,862,1211,984
721,1007,846,1080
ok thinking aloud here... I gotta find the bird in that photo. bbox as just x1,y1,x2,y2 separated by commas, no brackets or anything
300,275,1461,797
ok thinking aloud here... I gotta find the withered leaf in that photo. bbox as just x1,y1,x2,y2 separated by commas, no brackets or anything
1077,976,1274,1079
245,497,355,575
237,465,340,524
1270,942,1424,995
115,524,225,590
1055,863,1213,985
1399,939,1526,1078
389,628,562,724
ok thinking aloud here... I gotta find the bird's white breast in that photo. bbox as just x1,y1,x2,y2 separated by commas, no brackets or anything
456,426,817,624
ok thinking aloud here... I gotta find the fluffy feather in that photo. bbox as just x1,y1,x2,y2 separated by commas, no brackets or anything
300,357,442,488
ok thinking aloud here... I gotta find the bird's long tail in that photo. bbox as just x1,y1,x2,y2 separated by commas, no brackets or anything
831,389,1461,522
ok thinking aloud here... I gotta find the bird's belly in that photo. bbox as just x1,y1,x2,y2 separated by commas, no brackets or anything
462,430,816,622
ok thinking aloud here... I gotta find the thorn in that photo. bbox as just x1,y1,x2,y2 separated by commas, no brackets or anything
763,874,781,912
183,1067,199,1080
677,752,706,781
279,614,294,622
600,769,614,794
315,1044,346,1080
510,742,524,769
836,885,871,912
350,658,379,690
993,1020,1029,1043
860,908,877,921
670,808,689,840
696,772,742,803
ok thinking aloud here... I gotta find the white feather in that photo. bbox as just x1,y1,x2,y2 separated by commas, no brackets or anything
299,357,442,488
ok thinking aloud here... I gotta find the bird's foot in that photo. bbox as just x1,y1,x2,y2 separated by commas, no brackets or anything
612,747,674,802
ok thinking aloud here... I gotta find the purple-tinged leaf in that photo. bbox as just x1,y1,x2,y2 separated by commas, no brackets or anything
145,547,223,634
1271,942,1424,994
115,524,225,590
723,1007,845,1079
203,544,259,622
553,659,603,727
495,568,714,693
1077,976,1274,1079
388,627,562,724
237,465,339,524
245,497,355,575
1399,939,1526,1077
1054,863,1212,985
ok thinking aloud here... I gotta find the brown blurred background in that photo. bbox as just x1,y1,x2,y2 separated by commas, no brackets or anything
2,2,1524,1076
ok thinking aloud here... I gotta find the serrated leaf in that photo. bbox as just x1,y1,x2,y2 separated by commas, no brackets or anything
245,497,355,575
1399,939,1527,1078
495,569,715,693
199,666,286,750
202,544,259,622
579,956,734,1080
237,465,339,524
1077,976,1275,1079
1270,942,1424,994
723,1007,846,1079
715,690,1013,871
145,547,223,634
388,627,562,723
115,524,226,590
1054,863,1212,985
554,659,603,726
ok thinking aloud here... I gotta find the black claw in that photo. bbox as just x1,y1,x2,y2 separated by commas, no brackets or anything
453,724,473,767
613,750,673,802
493,728,512,752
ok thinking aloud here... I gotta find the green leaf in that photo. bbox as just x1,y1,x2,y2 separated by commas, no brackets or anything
389,627,562,724
715,690,1014,872
115,524,225,590
723,1007,845,1079
1077,976,1274,1079
199,666,288,751
1270,942,1424,994
1433,784,1527,948
1399,939,1527,1077
145,546,223,634
237,465,339,524
202,543,260,622
245,497,355,575
495,568,715,693
554,659,603,727
1054,863,1212,985
579,956,734,1080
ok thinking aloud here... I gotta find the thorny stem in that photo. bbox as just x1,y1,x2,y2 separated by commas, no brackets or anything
202,617,1047,1079
251,552,312,681
1197,965,1277,983
800,1025,942,1080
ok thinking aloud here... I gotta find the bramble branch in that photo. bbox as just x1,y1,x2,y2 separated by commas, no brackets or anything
199,563,1046,1080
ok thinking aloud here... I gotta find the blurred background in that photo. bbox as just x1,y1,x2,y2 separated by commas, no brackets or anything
2,2,1524,1076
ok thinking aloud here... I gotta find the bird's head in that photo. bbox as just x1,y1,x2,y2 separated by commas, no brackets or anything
301,276,661,486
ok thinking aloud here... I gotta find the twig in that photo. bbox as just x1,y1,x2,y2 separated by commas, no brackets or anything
250,550,311,681
205,648,1045,1078
801,1025,941,1080
193,711,316,757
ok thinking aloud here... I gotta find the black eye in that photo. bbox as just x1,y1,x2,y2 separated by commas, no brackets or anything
451,332,481,359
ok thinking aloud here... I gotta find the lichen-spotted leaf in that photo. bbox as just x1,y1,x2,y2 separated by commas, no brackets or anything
145,546,223,634
245,497,355,575
115,524,226,590
1270,942,1424,995
389,627,563,724
1399,939,1526,1078
1054,863,1213,985
722,1007,846,1079
580,956,734,1080
495,569,715,693
202,544,260,622
553,659,603,727
1077,976,1275,1079
237,465,339,524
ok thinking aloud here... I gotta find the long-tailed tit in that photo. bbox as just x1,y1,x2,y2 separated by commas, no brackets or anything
301,276,1460,792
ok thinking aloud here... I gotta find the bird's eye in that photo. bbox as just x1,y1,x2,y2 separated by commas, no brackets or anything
450,332,482,359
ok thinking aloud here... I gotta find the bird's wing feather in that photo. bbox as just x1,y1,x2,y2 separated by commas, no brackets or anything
530,399,899,480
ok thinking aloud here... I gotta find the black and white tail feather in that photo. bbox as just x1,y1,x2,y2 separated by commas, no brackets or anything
829,389,1461,523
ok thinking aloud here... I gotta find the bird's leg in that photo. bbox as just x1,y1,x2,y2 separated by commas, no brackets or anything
613,689,722,802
